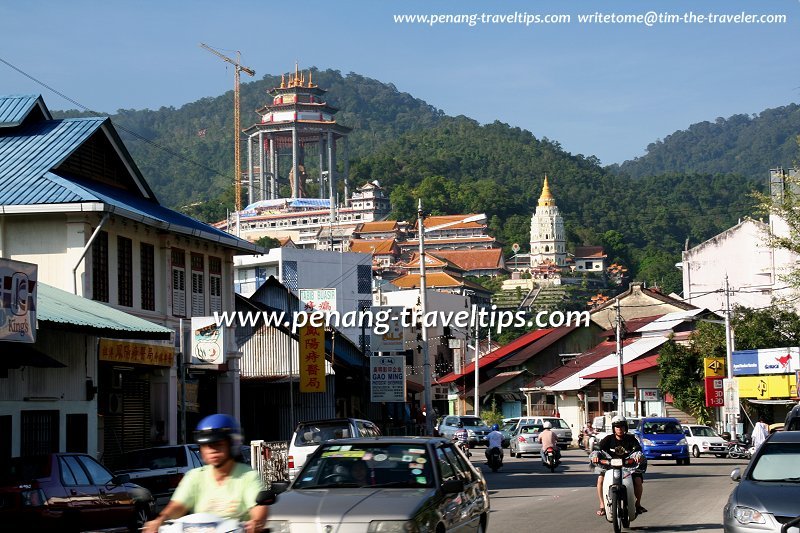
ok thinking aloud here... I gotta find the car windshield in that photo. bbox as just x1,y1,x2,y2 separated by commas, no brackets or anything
750,442,800,482
691,426,719,437
294,422,352,446
293,443,434,489
643,421,682,434
460,418,487,427
120,447,188,470
543,418,570,430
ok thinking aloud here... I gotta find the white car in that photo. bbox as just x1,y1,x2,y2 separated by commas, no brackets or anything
682,424,728,458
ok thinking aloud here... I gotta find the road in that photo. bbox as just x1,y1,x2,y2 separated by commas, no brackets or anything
471,447,747,533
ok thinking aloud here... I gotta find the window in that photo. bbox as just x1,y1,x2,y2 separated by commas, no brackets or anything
21,410,59,456
191,254,205,316
91,230,109,302
140,243,155,311
357,264,372,293
117,236,132,307
209,257,222,313
283,261,298,291
60,456,90,486
78,455,113,485
435,447,457,482
171,249,186,317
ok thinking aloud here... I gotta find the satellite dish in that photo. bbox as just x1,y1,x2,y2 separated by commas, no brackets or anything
512,243,521,253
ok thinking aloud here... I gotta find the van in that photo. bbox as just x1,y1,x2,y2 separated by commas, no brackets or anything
635,417,690,465
287,418,381,480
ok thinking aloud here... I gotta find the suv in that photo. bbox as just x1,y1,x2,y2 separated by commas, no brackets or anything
115,445,203,510
635,417,690,465
0,453,155,531
437,416,492,445
513,416,574,447
288,418,381,481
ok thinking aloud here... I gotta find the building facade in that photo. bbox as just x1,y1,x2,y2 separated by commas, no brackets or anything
530,176,566,267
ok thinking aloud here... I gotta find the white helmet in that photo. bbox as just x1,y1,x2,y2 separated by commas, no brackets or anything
611,415,628,431
543,421,552,429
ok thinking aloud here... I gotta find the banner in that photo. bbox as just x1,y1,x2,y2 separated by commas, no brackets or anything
732,347,799,376
99,339,173,367
299,321,326,393
704,377,724,407
0,258,37,343
190,317,225,365
370,306,405,353
370,355,406,402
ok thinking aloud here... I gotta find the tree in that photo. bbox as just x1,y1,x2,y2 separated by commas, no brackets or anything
657,339,715,425
254,236,280,250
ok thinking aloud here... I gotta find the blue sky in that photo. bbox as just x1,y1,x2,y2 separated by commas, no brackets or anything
1,0,798,165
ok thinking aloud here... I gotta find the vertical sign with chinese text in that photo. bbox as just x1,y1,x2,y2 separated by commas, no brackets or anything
370,355,406,402
299,321,326,393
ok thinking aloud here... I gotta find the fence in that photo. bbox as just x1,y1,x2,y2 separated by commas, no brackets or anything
250,440,289,486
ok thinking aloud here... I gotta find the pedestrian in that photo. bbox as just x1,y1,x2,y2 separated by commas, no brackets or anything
751,416,769,451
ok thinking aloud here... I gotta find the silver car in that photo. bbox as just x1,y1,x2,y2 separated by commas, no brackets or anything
509,424,544,458
268,437,490,533
723,431,800,532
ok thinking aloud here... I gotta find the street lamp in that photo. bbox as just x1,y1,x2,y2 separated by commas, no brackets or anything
417,203,487,434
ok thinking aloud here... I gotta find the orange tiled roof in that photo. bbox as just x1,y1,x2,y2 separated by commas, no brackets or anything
278,236,294,246
422,214,486,230
390,272,463,288
348,238,397,255
357,220,398,233
399,253,461,271
428,249,505,271
400,236,496,246
573,246,606,259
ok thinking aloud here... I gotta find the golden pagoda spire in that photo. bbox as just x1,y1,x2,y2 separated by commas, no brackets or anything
538,174,555,206
280,73,286,88
307,70,313,87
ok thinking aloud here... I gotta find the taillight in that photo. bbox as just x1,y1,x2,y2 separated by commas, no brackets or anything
21,489,46,507
517,436,526,442
288,455,295,469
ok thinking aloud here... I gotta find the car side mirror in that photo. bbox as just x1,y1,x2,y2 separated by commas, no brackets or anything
256,489,278,506
271,481,290,494
109,473,130,486
441,479,464,494
730,468,741,482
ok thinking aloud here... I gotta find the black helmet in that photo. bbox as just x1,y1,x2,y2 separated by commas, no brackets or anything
457,422,464,428
194,413,243,448
611,415,628,432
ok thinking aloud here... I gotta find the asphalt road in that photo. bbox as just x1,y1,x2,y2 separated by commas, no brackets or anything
470,447,749,533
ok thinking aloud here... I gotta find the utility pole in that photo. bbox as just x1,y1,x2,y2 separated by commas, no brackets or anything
418,200,433,435
200,43,255,213
724,275,737,439
474,319,480,417
616,298,624,415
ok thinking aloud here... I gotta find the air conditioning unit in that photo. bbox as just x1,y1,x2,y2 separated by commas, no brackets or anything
108,393,124,415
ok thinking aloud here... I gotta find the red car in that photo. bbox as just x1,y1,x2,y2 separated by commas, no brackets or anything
0,453,155,532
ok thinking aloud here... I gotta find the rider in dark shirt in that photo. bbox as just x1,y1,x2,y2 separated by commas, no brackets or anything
591,416,647,517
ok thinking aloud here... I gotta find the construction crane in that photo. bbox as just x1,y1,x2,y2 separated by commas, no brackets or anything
200,43,255,213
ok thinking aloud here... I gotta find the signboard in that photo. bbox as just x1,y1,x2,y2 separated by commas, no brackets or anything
737,375,796,399
299,288,337,313
190,317,225,365
704,357,725,378
602,391,615,402
639,388,660,401
299,321,326,393
370,355,406,402
723,378,739,417
99,339,173,367
370,306,405,353
0,259,37,343
732,347,799,376
704,377,724,407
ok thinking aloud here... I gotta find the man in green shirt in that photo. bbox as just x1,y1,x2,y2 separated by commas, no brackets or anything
143,414,267,533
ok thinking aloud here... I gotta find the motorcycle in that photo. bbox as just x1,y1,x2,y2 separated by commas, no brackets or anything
487,446,503,472
594,450,643,533
542,446,560,472
453,435,472,457
727,435,753,460
158,489,277,532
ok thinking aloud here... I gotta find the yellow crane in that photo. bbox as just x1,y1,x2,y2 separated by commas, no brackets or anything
200,43,255,213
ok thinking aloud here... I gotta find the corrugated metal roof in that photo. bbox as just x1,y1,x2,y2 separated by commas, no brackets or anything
37,282,172,339
0,95,51,127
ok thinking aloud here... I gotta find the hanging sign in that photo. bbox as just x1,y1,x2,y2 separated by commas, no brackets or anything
299,320,326,393
0,259,37,343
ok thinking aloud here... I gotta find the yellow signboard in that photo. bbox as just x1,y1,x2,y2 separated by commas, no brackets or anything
736,375,798,399
99,339,174,367
704,357,725,378
299,321,326,393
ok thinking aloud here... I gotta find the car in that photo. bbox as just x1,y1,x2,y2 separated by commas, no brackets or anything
437,415,493,446
509,424,544,458
785,402,800,431
0,452,155,532
499,420,517,448
723,431,800,532
115,444,203,510
635,417,691,464
683,424,729,458
268,436,489,533
512,416,574,447
287,418,381,481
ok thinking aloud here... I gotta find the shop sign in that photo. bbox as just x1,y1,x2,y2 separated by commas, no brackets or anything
299,320,326,393
602,391,615,402
370,306,405,353
704,357,725,378
736,375,795,399
0,259,37,343
732,347,799,376
99,339,173,367
704,377,724,407
370,355,406,402
639,388,660,401
299,288,337,313
190,317,225,365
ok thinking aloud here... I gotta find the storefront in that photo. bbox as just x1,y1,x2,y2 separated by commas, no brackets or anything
733,347,800,427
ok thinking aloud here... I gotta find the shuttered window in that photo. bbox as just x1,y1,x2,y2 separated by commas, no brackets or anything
171,249,186,317
117,236,132,307
209,256,222,313
91,231,109,302
191,253,205,316
140,243,155,311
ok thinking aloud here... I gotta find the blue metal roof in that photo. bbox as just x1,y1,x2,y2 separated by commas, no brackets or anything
0,94,51,127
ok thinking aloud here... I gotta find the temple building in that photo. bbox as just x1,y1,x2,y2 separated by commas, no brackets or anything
529,175,566,267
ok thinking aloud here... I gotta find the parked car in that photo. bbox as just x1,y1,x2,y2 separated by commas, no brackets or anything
509,423,544,458
437,415,493,446
635,417,691,464
683,424,729,458
287,418,381,481
724,431,800,532
115,444,202,511
268,436,489,533
0,452,155,532
512,416,574,447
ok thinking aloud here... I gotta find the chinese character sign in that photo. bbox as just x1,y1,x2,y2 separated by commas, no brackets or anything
299,288,337,314
370,355,406,402
299,321,326,393
0,258,37,343
99,339,173,367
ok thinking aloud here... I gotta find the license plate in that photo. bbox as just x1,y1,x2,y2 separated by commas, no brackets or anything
661,453,672,457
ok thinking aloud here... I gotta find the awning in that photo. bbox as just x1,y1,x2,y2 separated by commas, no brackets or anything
0,344,67,369
747,399,798,405
581,354,660,380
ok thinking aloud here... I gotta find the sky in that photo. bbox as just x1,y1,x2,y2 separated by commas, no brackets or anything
1,0,798,165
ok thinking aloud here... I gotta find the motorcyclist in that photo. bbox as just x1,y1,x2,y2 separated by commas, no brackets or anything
591,415,646,517
143,414,267,533
538,421,561,464
485,423,504,463
453,421,469,453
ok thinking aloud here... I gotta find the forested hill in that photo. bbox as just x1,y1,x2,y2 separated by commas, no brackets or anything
611,104,800,179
